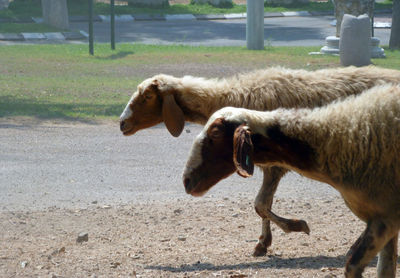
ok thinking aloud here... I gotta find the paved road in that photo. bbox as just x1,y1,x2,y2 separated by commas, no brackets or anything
70,15,391,46
0,121,338,212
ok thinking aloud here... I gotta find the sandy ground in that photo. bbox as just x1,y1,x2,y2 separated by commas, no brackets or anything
2,193,397,278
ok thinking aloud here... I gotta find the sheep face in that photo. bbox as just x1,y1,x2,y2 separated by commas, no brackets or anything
120,78,163,136
120,75,185,137
183,117,242,196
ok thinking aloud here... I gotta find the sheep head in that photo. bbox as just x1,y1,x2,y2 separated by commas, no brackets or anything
183,108,257,196
183,106,318,196
120,74,185,137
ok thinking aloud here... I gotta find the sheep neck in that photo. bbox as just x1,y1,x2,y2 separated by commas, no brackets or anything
173,66,400,126
173,78,286,125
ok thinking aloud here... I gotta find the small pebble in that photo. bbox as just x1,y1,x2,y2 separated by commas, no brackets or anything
173,208,183,215
274,251,282,256
110,262,121,269
76,232,89,243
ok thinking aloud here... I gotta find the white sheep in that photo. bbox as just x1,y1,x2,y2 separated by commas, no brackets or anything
183,83,400,278
119,66,400,256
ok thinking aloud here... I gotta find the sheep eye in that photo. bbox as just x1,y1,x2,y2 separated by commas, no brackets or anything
145,94,153,100
210,127,223,140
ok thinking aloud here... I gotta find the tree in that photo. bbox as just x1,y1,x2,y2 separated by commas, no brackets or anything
389,0,400,49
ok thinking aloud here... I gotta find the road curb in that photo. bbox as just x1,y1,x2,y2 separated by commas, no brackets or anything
0,30,87,42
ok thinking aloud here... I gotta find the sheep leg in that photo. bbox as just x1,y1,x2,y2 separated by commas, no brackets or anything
345,219,397,278
253,167,285,256
253,167,310,257
377,235,398,278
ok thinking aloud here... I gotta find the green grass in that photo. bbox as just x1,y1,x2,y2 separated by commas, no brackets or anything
0,0,393,19
0,23,64,33
0,44,398,121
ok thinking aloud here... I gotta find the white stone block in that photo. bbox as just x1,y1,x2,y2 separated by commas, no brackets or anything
165,14,196,21
32,17,44,23
282,11,310,17
224,13,246,19
22,33,46,40
44,32,65,40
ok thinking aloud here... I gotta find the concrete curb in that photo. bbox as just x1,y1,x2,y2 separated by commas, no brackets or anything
0,9,393,23
0,30,87,41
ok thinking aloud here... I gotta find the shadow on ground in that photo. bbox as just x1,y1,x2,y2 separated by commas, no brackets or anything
95,51,135,60
0,96,123,123
145,255,355,273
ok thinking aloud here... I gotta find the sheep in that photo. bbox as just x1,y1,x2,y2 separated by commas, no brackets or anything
119,66,400,256
182,83,400,278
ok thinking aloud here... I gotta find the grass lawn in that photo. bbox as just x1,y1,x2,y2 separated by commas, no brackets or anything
0,23,65,33
0,44,399,122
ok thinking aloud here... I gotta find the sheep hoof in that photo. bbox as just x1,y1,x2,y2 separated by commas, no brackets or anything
286,219,311,235
253,243,268,257
300,220,311,235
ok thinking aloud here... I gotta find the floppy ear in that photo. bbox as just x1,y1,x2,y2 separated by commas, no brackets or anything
233,124,254,177
162,94,185,137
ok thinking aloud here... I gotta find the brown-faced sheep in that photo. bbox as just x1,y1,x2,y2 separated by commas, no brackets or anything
120,66,400,256
182,84,400,278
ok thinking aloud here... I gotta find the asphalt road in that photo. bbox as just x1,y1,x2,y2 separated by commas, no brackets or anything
0,120,339,212
70,15,391,46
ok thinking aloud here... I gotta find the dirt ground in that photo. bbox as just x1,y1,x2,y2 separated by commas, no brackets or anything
2,194,396,278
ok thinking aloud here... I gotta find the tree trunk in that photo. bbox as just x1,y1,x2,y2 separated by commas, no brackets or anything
389,0,400,49
41,0,69,29
333,0,374,37
127,0,169,7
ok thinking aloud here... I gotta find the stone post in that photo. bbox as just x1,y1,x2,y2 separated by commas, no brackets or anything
41,0,69,30
339,14,371,66
246,0,264,50
319,0,384,58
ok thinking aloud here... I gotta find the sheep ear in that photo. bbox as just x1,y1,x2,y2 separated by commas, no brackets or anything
162,94,185,137
233,124,254,178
